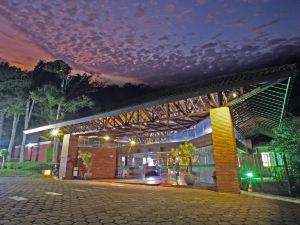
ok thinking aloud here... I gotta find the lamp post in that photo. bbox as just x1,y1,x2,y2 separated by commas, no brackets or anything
51,129,60,163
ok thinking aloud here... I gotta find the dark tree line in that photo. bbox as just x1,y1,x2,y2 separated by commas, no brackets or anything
0,60,152,162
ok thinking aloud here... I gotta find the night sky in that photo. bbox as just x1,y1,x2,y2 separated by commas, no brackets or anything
0,0,300,86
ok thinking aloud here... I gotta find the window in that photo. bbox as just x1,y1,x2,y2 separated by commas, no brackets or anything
261,152,271,167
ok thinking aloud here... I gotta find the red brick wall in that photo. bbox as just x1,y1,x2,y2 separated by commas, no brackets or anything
78,147,117,179
60,135,78,179
14,144,51,162
25,148,32,161
37,145,49,162
13,147,20,159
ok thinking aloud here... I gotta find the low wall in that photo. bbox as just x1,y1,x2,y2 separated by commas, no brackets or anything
78,147,117,179
14,143,52,162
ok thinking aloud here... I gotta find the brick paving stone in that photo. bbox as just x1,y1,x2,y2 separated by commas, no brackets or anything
101,219,114,223
86,218,99,223
114,220,128,224
0,177,299,225
58,222,72,225
73,222,88,225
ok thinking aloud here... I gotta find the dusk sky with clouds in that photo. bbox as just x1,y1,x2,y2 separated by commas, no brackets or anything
0,0,300,86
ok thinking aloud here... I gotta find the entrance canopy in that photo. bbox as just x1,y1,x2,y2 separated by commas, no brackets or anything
25,64,298,142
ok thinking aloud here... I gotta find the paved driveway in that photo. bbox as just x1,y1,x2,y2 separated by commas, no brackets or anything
0,177,299,225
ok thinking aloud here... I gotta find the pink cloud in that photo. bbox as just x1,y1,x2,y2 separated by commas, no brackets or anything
0,15,52,70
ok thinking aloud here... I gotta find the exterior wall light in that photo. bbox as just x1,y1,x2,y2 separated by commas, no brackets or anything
27,143,35,147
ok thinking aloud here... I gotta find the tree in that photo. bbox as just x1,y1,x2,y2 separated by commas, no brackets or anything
0,63,29,161
35,60,93,121
31,60,93,163
19,72,38,162
78,150,94,178
270,116,300,194
0,108,6,147
0,148,8,169
31,85,93,162
170,142,196,174
0,63,13,147
19,99,35,162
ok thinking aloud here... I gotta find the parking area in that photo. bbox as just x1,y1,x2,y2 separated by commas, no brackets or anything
0,177,299,225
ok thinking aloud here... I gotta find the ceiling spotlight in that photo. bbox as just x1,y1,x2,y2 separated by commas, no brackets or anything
143,122,147,125
130,140,136,146
51,129,59,137
88,136,99,139
103,135,110,141
232,91,237,98
155,119,160,123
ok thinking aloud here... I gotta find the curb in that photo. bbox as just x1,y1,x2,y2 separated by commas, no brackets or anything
91,179,215,190
241,190,300,204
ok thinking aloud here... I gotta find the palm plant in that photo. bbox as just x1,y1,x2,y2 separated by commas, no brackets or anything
170,142,196,174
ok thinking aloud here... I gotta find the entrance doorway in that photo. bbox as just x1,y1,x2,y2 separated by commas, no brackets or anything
117,152,169,182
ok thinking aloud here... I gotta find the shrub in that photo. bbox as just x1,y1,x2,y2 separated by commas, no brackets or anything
4,161,50,171
4,162,21,169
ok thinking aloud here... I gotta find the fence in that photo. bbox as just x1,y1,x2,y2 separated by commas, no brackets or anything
239,152,290,196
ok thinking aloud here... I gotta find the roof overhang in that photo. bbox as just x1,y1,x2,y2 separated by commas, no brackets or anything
24,64,298,141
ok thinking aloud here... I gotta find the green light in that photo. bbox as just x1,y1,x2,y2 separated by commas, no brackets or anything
246,172,253,178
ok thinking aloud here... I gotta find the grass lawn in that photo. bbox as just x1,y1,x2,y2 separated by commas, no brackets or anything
0,169,43,176
0,161,51,176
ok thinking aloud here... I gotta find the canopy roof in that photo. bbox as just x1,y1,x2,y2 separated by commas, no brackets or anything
25,64,298,141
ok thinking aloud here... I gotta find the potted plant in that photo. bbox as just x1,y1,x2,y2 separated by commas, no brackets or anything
170,142,196,185
78,150,94,179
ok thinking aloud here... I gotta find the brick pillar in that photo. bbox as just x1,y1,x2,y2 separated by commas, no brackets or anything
59,134,79,179
210,107,240,193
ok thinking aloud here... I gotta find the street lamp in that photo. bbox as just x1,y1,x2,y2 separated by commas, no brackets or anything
246,172,253,178
51,129,60,164
246,171,254,192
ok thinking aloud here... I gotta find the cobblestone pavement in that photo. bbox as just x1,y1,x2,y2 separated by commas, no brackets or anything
0,177,299,225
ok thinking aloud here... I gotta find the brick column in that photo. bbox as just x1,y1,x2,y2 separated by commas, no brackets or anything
59,134,79,179
210,107,240,193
